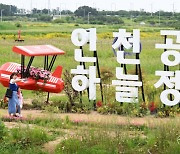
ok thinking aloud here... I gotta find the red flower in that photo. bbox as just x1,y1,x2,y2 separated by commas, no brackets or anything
96,101,103,108
149,102,156,112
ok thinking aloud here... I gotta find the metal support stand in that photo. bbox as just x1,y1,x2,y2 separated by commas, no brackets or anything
79,46,90,104
93,50,104,102
162,35,179,107
48,55,57,71
118,44,145,105
21,55,25,78
44,55,50,103
78,46,103,107
136,53,145,102
46,92,50,104
25,56,34,77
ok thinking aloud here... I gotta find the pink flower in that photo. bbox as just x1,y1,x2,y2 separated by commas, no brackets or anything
72,119,83,124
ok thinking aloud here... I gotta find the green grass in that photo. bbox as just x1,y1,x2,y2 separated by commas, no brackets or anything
1,114,180,153
0,120,50,154
55,118,180,154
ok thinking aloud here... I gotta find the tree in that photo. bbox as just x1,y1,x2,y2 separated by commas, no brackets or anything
0,3,17,16
42,9,48,14
74,6,98,17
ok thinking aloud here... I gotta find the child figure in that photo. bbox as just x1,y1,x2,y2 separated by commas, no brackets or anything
18,90,23,109
17,89,23,117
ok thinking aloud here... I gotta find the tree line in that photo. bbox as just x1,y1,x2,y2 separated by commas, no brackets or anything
0,3,180,28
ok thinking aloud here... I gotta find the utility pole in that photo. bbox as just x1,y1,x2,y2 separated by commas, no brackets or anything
88,12,91,24
151,3,153,16
130,3,133,21
31,0,32,13
159,10,161,26
48,0,50,15
172,3,175,17
1,9,4,22
111,3,116,14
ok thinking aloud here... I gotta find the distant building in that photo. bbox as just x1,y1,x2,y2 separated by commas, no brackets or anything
53,15,61,20
53,15,67,20
140,22,146,25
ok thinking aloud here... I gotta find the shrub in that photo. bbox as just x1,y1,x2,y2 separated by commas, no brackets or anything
31,90,47,109
15,23,22,28
71,102,91,114
53,18,66,23
74,23,79,26
97,102,149,117
156,106,178,118
32,99,45,109
63,70,79,112
44,105,59,113
50,99,68,112
38,15,52,22
0,98,8,109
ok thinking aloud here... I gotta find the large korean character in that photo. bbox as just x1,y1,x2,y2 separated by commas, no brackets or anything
156,30,180,50
71,65,89,92
112,67,142,103
71,66,100,100
112,29,141,64
156,31,180,67
112,29,140,53
155,71,180,106
71,28,96,51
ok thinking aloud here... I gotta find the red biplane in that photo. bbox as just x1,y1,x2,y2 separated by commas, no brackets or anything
0,45,65,93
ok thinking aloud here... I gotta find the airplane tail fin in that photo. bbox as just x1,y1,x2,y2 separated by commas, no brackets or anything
52,66,63,78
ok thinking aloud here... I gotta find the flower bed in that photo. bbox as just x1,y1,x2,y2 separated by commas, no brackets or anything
16,66,51,81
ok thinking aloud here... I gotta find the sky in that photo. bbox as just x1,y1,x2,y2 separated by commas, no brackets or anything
0,0,180,12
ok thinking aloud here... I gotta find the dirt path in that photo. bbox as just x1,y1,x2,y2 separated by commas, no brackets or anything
1,109,179,127
43,129,75,154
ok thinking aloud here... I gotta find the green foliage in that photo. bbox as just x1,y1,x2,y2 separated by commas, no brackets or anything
31,90,47,109
44,105,60,113
98,102,149,117
55,130,119,154
71,102,91,114
156,105,179,118
0,3,17,16
63,70,79,112
0,98,8,109
23,117,70,129
53,18,66,23
0,120,7,140
55,120,180,154
10,126,49,147
15,22,22,28
75,6,98,17
37,15,52,22
0,124,50,154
